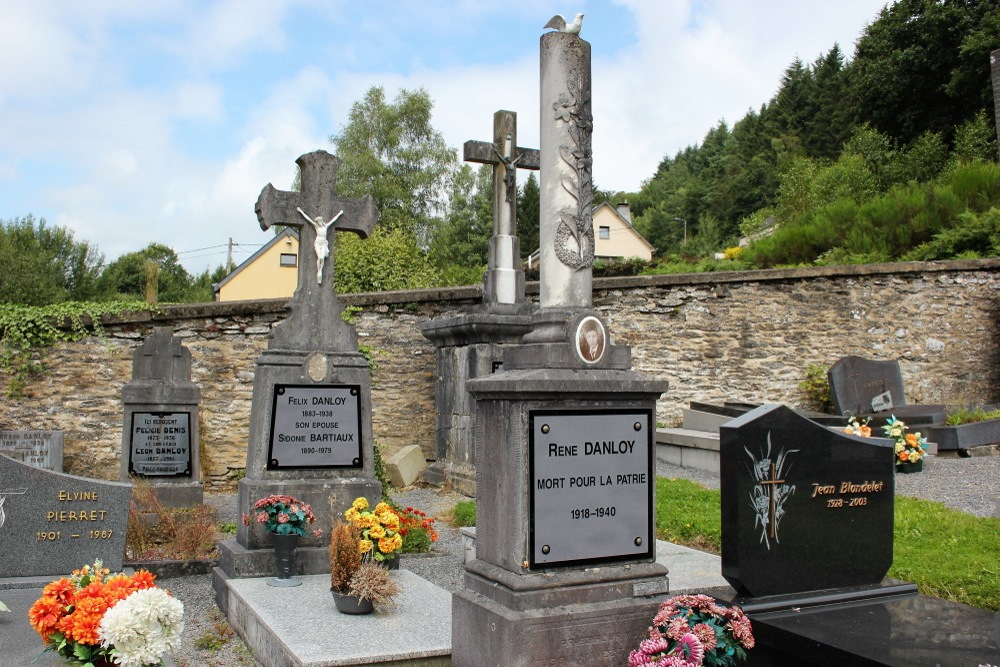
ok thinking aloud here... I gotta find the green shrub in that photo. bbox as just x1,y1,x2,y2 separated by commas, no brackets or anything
799,363,833,413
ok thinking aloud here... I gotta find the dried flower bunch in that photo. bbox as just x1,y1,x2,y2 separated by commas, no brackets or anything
329,514,399,613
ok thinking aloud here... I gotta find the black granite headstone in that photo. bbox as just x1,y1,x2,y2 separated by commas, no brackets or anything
0,454,131,578
827,356,908,416
720,404,896,597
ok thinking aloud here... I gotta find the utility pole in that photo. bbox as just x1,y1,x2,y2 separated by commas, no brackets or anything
227,237,234,272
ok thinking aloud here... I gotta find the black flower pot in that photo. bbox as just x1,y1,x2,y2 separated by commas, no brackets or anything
332,590,374,615
896,459,923,474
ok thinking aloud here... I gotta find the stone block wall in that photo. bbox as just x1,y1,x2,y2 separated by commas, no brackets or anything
1,261,996,492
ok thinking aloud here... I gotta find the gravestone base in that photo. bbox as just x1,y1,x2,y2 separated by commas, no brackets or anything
734,590,999,666
420,305,533,494
455,368,669,666
454,558,669,666
234,476,380,553
145,480,203,508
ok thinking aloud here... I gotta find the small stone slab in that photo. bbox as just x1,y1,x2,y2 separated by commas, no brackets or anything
386,445,427,488
720,405,896,598
0,454,131,578
0,430,63,472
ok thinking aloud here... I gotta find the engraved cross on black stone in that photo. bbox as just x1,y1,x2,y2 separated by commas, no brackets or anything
760,462,784,539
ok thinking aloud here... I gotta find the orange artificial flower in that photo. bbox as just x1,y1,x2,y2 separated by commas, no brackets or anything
28,596,64,638
41,578,75,605
898,450,909,462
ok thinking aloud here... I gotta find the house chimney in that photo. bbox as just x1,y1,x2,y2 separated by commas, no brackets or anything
616,202,632,222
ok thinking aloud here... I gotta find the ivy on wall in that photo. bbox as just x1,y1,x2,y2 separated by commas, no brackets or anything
0,300,155,396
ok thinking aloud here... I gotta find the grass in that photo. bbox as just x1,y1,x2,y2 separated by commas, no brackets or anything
452,477,1000,611
451,500,476,527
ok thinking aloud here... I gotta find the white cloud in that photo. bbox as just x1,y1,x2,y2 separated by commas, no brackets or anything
0,0,887,273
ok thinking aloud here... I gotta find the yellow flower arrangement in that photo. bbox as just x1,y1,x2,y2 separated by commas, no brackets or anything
345,497,404,561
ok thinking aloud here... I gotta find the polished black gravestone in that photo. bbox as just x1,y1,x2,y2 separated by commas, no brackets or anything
719,406,999,666
721,404,898,597
827,356,945,425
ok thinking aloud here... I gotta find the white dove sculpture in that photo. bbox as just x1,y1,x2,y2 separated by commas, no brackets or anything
544,12,584,35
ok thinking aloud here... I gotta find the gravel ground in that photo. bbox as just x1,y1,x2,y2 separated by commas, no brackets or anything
164,454,998,667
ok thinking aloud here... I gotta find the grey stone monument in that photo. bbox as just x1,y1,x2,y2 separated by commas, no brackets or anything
216,150,381,583
420,111,539,494
0,430,63,471
0,454,131,578
120,327,202,507
450,28,670,666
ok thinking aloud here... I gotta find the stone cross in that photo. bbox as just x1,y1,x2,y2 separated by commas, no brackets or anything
464,110,539,305
255,150,377,293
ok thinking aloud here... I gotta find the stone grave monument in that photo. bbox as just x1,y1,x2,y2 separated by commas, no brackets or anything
450,26,670,666
216,150,381,586
120,327,202,507
718,405,999,665
0,430,63,471
420,109,539,494
827,355,946,425
0,454,131,578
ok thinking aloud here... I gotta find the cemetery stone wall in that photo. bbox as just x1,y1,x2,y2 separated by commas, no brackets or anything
0,260,996,492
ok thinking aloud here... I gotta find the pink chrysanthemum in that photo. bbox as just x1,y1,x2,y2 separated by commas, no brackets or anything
692,622,718,651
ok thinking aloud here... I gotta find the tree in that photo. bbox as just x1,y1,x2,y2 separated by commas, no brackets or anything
850,0,999,147
334,228,441,293
97,243,196,303
329,86,457,245
431,164,492,270
0,215,104,305
517,173,540,259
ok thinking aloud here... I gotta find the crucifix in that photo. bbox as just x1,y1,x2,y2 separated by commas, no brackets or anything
464,110,539,305
256,150,377,291
760,462,785,540
255,150,378,350
0,487,27,529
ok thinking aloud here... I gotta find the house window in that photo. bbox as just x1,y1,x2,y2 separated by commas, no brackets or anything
280,253,297,267
599,226,610,240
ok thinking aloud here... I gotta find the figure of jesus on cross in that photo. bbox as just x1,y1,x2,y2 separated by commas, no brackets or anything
296,207,344,285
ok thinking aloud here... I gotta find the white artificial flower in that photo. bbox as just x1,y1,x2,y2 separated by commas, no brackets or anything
98,588,184,667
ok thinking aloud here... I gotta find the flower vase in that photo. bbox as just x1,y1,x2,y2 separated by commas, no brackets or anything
332,590,374,615
268,533,302,587
896,460,923,474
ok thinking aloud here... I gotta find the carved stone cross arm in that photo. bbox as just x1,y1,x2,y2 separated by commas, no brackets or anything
254,151,377,239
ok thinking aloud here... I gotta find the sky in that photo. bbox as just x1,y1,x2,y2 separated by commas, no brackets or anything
0,0,889,274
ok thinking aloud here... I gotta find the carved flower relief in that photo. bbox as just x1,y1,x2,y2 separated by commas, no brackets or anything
553,93,577,122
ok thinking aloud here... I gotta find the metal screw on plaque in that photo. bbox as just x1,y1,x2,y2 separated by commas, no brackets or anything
634,537,643,546
351,388,358,395
541,424,550,434
542,545,550,554
634,422,642,431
